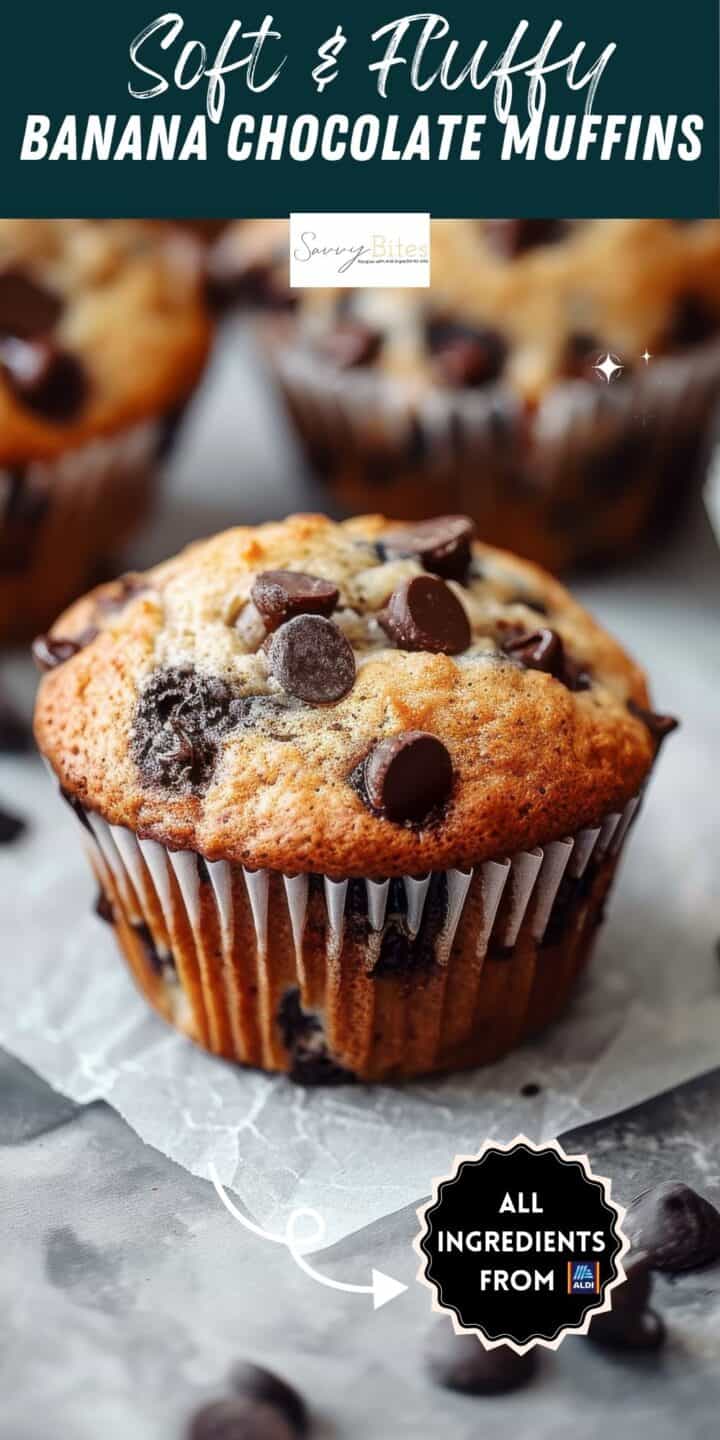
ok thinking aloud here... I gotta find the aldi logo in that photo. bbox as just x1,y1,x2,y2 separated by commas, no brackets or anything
567,1261,601,1295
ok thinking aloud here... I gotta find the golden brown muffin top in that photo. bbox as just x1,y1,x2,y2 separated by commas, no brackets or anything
0,220,211,462
34,513,669,878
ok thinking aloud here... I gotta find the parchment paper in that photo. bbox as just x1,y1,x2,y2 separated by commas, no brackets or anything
1,326,718,1246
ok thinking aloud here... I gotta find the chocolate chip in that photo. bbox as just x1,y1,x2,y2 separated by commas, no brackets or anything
316,320,383,369
0,338,87,422
0,267,63,338
251,571,339,631
380,515,475,581
483,219,568,258
277,989,353,1086
363,732,453,824
588,1256,665,1352
188,1397,295,1440
131,667,247,794
425,1326,538,1395
267,615,355,705
229,1364,308,1437
627,700,679,744
624,1182,720,1272
0,806,26,845
666,293,719,349
500,626,591,692
206,253,293,313
133,922,166,978
95,889,114,925
0,695,31,753
427,318,506,388
520,1082,542,1098
381,575,470,655
32,628,98,672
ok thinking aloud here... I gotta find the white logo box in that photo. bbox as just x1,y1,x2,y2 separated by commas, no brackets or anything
290,212,430,288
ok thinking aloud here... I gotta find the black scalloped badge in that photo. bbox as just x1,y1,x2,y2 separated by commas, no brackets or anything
415,1137,628,1354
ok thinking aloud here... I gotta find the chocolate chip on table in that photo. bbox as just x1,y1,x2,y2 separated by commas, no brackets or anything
363,731,453,824
32,628,98,672
0,267,63,337
381,575,471,655
380,515,475,581
316,320,383,370
267,615,356,705
483,219,568,257
520,1081,542,1097
188,1397,296,1440
426,318,506,388
588,1253,665,1351
229,1363,308,1437
0,337,87,422
500,626,592,692
0,805,26,845
425,1325,538,1395
627,700,679,744
131,667,248,794
624,1181,720,1272
251,571,340,631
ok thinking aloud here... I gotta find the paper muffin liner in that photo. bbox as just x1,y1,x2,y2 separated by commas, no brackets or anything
65,792,640,1084
268,335,720,573
0,402,190,645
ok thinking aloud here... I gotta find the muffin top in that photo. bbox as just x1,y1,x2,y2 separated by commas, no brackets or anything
283,219,720,403
34,513,671,878
0,220,211,462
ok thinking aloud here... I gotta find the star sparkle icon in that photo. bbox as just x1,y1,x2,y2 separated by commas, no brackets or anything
594,353,624,384
642,349,652,365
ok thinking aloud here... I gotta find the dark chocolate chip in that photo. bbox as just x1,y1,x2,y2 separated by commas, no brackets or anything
627,700,679,744
380,515,475,581
206,252,294,313
267,615,355,705
229,1363,308,1437
0,267,63,338
589,1307,666,1353
624,1181,720,1272
32,628,98,672
95,889,114,925
425,1326,538,1395
364,731,453,824
276,989,353,1086
666,293,719,349
316,321,383,369
0,338,87,422
251,571,339,631
131,667,247,794
188,1397,295,1440
500,626,591,692
381,575,470,655
483,219,568,258
0,695,31,753
520,1082,542,1098
0,805,26,845
427,318,506,388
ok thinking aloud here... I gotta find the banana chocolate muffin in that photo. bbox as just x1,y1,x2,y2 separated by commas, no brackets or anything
0,220,212,642
265,219,720,571
34,512,676,1082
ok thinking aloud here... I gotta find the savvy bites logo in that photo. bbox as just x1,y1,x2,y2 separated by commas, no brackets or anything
289,213,430,287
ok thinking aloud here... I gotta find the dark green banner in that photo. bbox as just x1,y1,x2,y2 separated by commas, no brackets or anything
1,1,718,216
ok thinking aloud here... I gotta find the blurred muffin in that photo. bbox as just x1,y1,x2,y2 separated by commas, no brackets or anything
264,220,720,570
0,220,212,643
34,512,675,1083
206,220,292,311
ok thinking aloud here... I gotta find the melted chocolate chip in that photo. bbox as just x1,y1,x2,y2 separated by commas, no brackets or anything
267,615,355,705
32,628,98,672
500,626,591,692
131,668,247,794
363,731,453,824
381,575,470,655
189,1397,295,1440
483,219,568,258
0,694,31,753
427,318,506,388
316,320,383,369
0,337,87,422
251,571,339,631
627,700,679,744
666,293,719,349
425,1326,538,1395
380,515,475,581
95,889,114,924
0,805,26,845
276,989,353,1086
229,1364,308,1437
625,1182,720,1272
0,267,63,338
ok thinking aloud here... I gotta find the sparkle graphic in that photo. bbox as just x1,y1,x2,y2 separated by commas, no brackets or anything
594,352,624,384
642,349,652,365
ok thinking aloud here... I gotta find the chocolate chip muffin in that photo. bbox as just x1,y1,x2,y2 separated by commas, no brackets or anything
265,220,720,571
206,220,293,312
0,220,212,643
33,512,676,1082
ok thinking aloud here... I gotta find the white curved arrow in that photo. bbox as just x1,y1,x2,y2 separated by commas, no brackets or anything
209,1163,407,1310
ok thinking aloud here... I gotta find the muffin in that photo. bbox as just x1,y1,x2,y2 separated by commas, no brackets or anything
263,220,720,571
0,220,212,643
33,512,676,1083
206,220,293,312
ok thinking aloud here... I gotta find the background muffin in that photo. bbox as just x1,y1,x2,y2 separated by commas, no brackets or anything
0,220,212,643
34,512,674,1082
262,220,720,571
